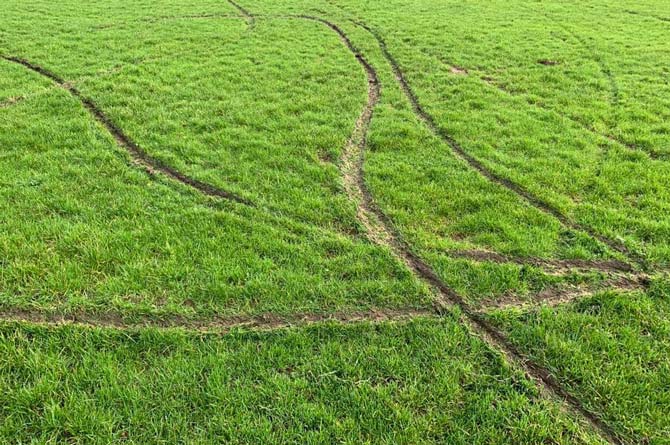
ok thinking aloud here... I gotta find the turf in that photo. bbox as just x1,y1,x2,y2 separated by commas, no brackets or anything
1,0,669,443
0,79,429,318
490,281,670,443
0,318,604,445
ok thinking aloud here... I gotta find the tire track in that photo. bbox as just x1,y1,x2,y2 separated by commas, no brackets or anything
0,307,434,334
415,46,652,159
449,249,635,275
227,0,255,28
1,55,252,206
479,275,649,313
348,20,644,271
268,8,627,442
0,9,635,441
558,24,619,107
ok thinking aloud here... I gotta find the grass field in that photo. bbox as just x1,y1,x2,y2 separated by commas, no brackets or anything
1,0,668,443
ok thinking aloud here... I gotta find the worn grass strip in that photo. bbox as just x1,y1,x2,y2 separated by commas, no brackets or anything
478,275,649,312
0,307,435,334
449,250,635,275
417,45,651,159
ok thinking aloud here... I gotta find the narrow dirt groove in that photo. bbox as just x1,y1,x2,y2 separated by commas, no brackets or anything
450,249,635,274
0,95,24,108
349,20,643,271
479,274,649,312
0,8,629,441
0,307,434,333
227,0,255,28
297,10,628,443
1,55,252,206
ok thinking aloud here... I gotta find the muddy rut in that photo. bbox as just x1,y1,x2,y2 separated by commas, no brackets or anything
0,307,433,334
0,55,251,205
345,20,647,273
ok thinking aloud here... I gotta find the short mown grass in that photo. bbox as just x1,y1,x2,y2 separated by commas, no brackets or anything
2,0,669,443
0,318,604,444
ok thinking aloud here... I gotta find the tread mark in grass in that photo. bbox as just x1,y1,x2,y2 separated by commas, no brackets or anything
0,55,252,206
227,0,255,28
558,24,619,107
449,249,637,275
479,274,649,312
0,95,24,108
0,8,642,441
348,20,646,271
292,7,629,442
419,47,659,160
0,307,435,333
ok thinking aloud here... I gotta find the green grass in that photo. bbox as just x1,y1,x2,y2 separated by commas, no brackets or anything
2,0,670,443
323,0,670,265
490,281,670,443
0,75,429,318
0,318,604,445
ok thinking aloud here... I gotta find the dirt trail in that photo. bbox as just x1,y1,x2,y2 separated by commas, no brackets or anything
479,274,648,312
450,249,636,275
0,307,434,334
0,9,636,442
418,46,653,158
1,55,251,206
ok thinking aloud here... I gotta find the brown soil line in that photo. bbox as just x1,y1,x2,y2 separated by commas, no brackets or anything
0,95,25,108
227,0,255,28
1,55,252,206
313,13,626,443
479,275,650,312
450,249,635,274
350,20,644,272
0,307,435,333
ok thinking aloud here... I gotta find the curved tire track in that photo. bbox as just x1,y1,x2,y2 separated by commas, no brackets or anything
1,55,252,206
0,8,635,442
0,307,433,333
258,9,626,444
348,20,645,272
449,249,636,275
479,274,648,313
416,45,652,159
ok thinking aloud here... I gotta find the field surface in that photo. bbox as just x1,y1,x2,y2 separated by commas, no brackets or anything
1,0,669,443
